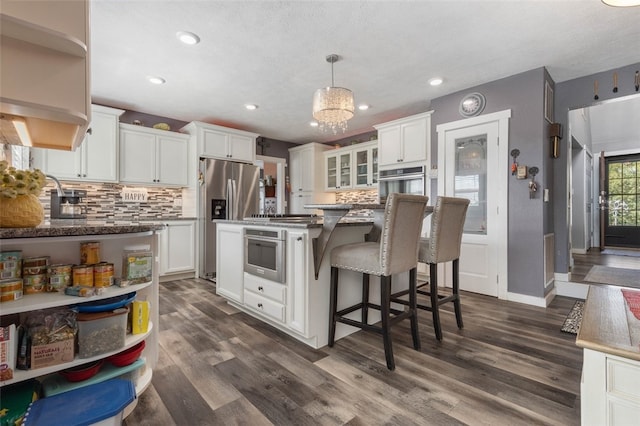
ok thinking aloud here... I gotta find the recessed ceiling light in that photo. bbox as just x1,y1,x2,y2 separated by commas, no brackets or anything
147,76,166,85
429,77,443,86
176,31,200,45
358,104,370,111
245,104,258,110
310,121,319,127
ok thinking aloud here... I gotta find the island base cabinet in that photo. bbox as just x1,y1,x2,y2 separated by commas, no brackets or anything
581,348,640,425
215,224,244,303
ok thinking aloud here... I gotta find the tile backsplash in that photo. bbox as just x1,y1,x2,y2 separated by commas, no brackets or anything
335,189,378,204
39,181,184,223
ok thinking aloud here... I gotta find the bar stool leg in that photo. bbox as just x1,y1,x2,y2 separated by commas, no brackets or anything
409,267,421,350
328,266,339,347
362,274,370,325
380,275,395,370
429,263,443,341
452,259,464,329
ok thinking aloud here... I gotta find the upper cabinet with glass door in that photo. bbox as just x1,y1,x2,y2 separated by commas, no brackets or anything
324,141,378,191
353,140,378,189
324,150,352,191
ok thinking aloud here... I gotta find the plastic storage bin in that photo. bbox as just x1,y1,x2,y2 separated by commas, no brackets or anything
77,307,128,358
23,379,135,426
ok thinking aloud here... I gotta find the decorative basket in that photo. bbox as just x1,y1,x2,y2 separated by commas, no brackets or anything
0,194,44,228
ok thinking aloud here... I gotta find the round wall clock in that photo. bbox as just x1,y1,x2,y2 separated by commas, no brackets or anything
459,92,486,117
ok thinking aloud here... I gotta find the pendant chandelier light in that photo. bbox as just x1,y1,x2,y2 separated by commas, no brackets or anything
312,54,354,134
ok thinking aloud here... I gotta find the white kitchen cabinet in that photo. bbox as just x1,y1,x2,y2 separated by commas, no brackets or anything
353,141,378,189
159,220,196,277
323,141,378,191
0,0,90,150
288,143,335,214
0,229,159,400
119,123,189,186
32,105,124,182
374,111,432,167
181,121,258,163
287,230,308,335
324,150,352,191
215,223,244,303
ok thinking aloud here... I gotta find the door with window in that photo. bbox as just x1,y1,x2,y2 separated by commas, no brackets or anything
602,153,640,248
437,111,510,298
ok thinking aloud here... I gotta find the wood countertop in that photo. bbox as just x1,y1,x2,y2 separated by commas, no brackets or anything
576,284,640,361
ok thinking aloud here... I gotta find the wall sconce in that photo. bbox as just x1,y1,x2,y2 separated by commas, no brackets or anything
549,122,563,158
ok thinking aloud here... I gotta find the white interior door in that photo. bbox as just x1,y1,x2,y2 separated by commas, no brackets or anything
437,111,510,299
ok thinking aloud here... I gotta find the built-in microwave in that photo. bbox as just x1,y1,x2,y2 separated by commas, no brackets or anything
378,166,426,204
244,228,286,283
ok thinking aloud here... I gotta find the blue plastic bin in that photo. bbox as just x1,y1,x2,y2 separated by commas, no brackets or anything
22,379,135,426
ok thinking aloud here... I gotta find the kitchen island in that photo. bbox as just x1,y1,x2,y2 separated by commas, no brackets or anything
576,285,640,425
0,223,163,416
215,217,418,349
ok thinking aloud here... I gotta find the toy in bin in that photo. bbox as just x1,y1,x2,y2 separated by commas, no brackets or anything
22,379,135,426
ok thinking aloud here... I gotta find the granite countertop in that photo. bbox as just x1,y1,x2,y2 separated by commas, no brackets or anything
216,217,374,229
304,203,384,210
0,222,166,239
576,285,640,361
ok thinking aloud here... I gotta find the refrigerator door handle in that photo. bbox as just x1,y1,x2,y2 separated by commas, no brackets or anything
227,178,234,219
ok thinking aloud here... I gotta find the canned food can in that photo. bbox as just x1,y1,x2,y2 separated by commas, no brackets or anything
49,264,73,275
93,262,114,288
22,265,48,276
0,289,23,302
47,275,70,292
0,268,21,279
0,251,21,261
24,283,44,294
23,274,47,286
0,278,23,293
22,256,50,268
73,264,94,286
0,259,21,271
80,242,101,265
49,274,72,287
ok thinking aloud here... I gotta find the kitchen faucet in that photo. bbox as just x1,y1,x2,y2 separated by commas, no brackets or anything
46,174,65,196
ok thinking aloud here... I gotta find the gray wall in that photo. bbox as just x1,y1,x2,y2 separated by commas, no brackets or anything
430,67,550,298
554,62,640,273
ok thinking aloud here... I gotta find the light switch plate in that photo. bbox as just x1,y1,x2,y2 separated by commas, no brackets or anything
544,188,549,202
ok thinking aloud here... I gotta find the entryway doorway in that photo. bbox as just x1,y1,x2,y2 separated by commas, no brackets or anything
600,153,640,248
437,110,510,298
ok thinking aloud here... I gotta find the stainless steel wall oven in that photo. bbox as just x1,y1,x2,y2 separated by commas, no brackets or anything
244,228,286,283
378,166,426,204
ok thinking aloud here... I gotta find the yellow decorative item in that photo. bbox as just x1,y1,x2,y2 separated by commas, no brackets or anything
0,161,46,228
0,194,44,228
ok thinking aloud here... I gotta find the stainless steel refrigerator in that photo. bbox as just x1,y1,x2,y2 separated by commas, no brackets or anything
200,158,260,280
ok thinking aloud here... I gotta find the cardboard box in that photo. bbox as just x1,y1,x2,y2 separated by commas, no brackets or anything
0,324,17,381
30,338,74,370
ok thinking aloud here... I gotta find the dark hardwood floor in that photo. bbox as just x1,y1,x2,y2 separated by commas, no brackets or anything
570,248,640,283
124,277,584,426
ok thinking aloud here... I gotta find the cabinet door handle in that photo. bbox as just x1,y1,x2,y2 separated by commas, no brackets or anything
77,173,81,177
258,286,264,291
296,237,302,241
257,303,263,308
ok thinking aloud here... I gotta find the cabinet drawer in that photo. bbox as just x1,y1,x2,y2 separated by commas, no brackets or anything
607,357,640,400
244,274,286,303
244,291,285,323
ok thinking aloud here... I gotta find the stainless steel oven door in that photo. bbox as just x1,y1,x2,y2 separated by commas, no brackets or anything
244,228,286,283
378,166,426,204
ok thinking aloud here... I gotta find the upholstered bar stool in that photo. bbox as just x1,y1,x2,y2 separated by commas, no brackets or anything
393,196,469,341
328,193,429,370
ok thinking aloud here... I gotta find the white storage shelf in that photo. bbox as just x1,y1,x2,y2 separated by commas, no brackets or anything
1,323,153,387
0,229,159,398
0,281,151,316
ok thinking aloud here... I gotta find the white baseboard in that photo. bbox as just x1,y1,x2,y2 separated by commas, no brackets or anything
572,248,588,255
506,291,548,307
554,280,589,299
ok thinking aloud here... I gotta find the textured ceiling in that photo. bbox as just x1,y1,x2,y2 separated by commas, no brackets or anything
90,0,640,144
